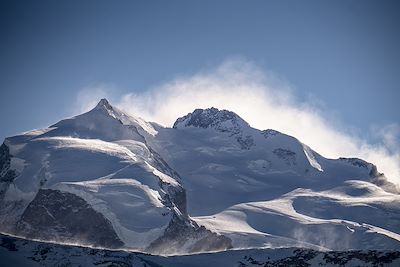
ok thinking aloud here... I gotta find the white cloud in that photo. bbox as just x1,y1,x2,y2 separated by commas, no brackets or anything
378,124,400,155
76,59,400,185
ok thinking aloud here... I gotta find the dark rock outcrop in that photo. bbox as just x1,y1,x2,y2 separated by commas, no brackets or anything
147,214,232,254
173,107,248,131
16,189,123,248
0,143,17,184
173,108,254,149
273,148,296,166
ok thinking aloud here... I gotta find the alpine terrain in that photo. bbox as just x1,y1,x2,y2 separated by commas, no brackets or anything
0,99,399,265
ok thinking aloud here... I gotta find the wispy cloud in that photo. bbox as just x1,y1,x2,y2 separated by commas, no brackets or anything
75,58,400,185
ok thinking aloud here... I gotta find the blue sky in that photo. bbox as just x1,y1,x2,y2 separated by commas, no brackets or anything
1,0,399,146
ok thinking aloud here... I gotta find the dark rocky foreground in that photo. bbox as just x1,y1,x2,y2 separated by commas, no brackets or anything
1,233,399,267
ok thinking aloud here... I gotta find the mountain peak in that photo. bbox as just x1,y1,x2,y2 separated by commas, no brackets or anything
91,98,146,123
173,107,249,134
91,98,123,120
94,98,114,111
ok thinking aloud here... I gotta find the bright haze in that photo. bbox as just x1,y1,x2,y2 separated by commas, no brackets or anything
0,1,399,183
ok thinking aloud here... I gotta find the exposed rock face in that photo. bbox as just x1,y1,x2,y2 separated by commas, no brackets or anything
261,129,281,138
236,135,254,150
0,143,17,184
0,143,23,233
0,143,19,214
338,157,384,178
147,214,233,254
173,108,255,149
173,107,249,132
273,148,297,166
339,157,371,168
16,189,123,248
143,143,188,216
162,184,187,216
337,157,400,193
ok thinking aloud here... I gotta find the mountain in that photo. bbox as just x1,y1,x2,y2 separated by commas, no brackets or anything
0,99,399,255
0,99,230,254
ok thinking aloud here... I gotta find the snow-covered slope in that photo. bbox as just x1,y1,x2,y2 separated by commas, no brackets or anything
148,108,400,250
0,100,399,254
0,100,230,254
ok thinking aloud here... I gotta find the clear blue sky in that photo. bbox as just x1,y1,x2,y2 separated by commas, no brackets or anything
1,0,399,143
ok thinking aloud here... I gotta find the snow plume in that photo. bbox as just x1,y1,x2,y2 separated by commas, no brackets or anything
292,226,350,251
75,84,113,113
75,58,400,185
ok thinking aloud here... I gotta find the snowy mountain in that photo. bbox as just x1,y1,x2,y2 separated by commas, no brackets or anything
1,99,399,256
0,99,230,254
